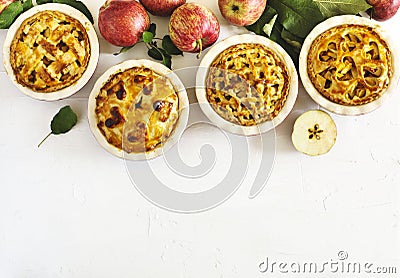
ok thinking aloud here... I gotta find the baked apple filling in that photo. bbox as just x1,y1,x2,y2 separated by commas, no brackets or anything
206,43,290,126
95,66,180,153
307,24,392,106
9,10,90,93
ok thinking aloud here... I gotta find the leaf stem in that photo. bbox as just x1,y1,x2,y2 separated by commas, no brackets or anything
153,46,165,57
38,132,52,148
113,41,144,56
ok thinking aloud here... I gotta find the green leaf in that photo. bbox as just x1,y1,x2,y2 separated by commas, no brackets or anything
38,105,78,147
22,0,34,11
149,40,158,48
269,22,299,67
148,23,156,36
114,46,134,56
281,28,303,50
53,0,94,24
148,47,163,61
262,14,278,37
0,1,23,29
147,47,172,69
36,0,53,4
313,0,371,18
267,0,324,38
142,31,154,43
162,35,183,56
162,50,172,69
51,105,78,134
246,6,278,35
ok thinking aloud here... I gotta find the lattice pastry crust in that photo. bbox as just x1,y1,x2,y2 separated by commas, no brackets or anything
206,43,290,126
95,67,180,153
307,24,392,106
10,10,90,93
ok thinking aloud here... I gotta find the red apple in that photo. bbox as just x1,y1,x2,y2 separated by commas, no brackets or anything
367,0,400,21
218,0,267,26
169,3,220,56
139,0,186,16
0,0,15,15
98,0,150,47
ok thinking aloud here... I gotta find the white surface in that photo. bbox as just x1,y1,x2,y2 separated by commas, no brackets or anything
1,1,399,277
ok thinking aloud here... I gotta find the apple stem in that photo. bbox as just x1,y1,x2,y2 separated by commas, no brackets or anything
196,39,203,59
369,8,374,19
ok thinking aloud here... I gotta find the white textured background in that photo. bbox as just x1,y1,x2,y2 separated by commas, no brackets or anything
0,0,399,277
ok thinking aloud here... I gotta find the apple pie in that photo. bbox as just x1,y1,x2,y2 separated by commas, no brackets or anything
206,43,290,126
307,24,392,106
9,10,91,93
95,66,180,153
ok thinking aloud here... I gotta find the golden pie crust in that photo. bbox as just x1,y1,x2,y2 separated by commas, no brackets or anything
9,10,90,93
307,24,392,106
95,66,180,153
206,43,290,126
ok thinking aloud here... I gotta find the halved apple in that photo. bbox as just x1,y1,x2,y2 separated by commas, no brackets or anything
292,110,337,156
